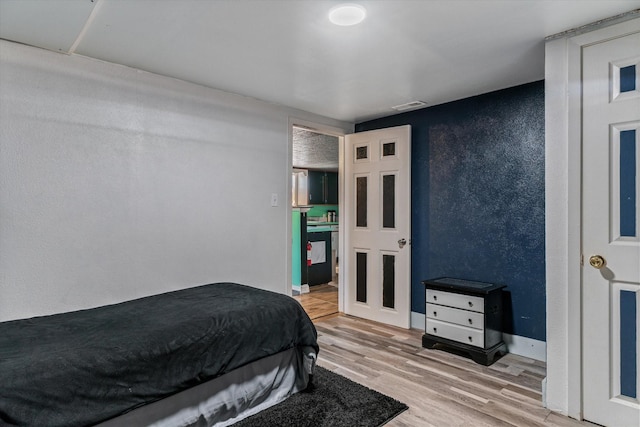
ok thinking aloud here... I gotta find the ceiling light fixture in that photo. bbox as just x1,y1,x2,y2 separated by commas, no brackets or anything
391,101,427,112
329,3,366,26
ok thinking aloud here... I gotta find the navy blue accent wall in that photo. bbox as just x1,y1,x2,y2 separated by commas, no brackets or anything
356,81,545,341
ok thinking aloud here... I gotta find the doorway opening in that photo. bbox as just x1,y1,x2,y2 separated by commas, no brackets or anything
290,123,343,320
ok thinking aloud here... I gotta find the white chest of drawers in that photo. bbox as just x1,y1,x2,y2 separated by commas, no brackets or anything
422,277,507,365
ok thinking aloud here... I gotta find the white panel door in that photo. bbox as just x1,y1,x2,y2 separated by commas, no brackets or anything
344,125,411,328
582,30,640,427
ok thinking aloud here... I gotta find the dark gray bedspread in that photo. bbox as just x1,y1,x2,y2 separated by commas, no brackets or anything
0,282,318,426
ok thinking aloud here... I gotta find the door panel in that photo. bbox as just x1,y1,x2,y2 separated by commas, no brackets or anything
582,31,640,427
344,126,411,328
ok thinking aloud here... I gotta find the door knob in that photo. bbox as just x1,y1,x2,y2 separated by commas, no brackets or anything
589,255,606,269
398,238,407,248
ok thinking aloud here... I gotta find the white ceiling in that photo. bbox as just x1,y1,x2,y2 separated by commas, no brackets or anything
1,0,639,123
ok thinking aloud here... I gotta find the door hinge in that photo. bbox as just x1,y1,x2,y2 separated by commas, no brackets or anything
580,254,584,266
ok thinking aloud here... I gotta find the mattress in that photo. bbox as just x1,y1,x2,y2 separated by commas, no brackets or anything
0,282,318,426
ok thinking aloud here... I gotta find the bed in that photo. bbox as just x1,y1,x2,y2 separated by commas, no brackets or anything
0,282,318,426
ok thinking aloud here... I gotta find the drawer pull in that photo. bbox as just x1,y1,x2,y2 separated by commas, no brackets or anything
433,311,437,317
468,318,473,325
433,295,437,301
468,336,473,342
468,301,473,307
433,327,437,333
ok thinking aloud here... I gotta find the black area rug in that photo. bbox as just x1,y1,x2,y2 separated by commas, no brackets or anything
234,366,408,427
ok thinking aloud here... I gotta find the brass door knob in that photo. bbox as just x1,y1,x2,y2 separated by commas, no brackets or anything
589,255,606,269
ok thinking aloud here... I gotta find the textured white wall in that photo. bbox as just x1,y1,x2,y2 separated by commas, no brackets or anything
0,40,351,322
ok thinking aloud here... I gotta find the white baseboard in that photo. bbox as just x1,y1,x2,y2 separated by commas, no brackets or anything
410,311,546,362
301,284,310,294
410,311,425,330
503,332,546,362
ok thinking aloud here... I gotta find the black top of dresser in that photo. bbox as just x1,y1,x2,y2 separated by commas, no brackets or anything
422,277,506,295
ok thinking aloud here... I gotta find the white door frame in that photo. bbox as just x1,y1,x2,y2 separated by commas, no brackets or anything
286,117,352,314
544,16,640,420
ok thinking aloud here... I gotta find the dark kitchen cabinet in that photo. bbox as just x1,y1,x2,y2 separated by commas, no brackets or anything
308,231,332,285
308,171,338,205
307,171,323,204
325,172,338,204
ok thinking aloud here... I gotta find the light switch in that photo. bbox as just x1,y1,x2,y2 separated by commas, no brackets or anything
271,193,278,207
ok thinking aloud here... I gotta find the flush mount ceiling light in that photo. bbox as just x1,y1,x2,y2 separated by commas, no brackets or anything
391,101,427,112
329,3,366,26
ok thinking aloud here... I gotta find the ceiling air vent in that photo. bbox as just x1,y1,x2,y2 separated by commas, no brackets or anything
391,101,427,112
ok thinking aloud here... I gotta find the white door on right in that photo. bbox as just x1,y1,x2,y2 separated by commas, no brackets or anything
582,29,640,427
343,125,411,329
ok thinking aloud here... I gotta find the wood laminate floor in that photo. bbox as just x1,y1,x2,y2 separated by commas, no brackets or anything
303,311,596,427
292,283,338,320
